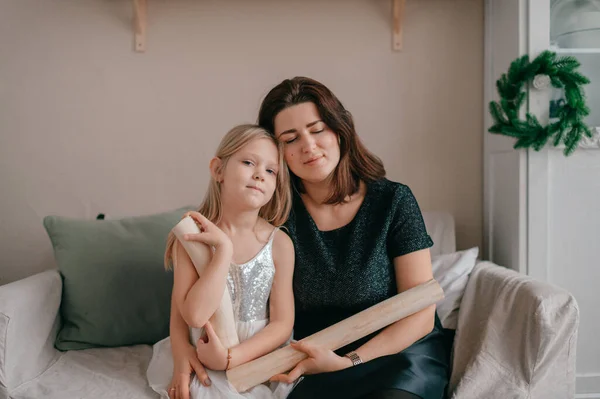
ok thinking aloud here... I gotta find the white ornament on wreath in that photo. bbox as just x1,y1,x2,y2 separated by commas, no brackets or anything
532,74,551,90
579,127,600,149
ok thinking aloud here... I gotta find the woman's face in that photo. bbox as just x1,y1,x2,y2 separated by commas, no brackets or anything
273,102,340,185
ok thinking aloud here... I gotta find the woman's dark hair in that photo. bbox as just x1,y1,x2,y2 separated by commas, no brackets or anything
258,76,385,204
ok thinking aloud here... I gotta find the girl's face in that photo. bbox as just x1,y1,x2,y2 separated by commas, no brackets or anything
273,102,340,185
218,137,280,211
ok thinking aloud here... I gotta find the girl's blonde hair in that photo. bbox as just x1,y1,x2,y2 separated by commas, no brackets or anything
164,124,291,269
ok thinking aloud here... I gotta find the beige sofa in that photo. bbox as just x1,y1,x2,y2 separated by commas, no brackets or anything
0,212,579,399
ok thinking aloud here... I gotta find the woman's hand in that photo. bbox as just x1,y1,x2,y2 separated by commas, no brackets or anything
195,322,228,371
168,344,211,399
182,211,232,250
269,341,351,384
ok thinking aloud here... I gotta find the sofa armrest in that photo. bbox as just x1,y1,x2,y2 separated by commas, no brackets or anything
0,270,62,392
449,261,578,399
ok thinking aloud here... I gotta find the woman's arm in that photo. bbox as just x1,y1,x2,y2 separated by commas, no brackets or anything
226,230,295,368
353,248,435,362
351,187,436,361
271,248,435,382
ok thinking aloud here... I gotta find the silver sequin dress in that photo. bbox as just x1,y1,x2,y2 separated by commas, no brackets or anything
146,228,294,399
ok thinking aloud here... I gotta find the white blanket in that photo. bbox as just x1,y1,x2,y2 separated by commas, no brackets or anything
449,262,579,399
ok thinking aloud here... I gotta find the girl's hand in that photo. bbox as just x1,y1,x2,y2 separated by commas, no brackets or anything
182,212,232,250
269,341,351,384
168,344,211,399
195,322,228,371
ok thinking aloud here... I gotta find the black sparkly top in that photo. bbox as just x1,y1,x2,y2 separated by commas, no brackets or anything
284,178,434,353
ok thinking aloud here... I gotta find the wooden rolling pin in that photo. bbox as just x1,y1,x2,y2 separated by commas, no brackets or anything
172,216,239,348
226,278,444,392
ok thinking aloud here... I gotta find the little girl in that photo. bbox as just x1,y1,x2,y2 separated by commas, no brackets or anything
146,124,296,399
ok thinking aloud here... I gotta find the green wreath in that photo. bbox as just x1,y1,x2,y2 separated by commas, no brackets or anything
489,50,592,156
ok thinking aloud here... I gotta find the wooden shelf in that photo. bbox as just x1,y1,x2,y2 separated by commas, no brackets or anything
131,0,407,53
133,0,146,53
393,0,406,51
553,48,600,54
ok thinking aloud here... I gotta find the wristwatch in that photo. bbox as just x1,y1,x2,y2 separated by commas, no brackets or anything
344,351,363,366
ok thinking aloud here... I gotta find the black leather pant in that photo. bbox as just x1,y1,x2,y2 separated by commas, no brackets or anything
360,389,422,399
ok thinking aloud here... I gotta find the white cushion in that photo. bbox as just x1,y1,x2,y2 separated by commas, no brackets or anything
432,247,479,329
422,211,456,257
0,270,62,391
11,345,158,399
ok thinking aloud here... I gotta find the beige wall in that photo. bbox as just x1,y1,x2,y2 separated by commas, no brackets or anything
0,0,483,284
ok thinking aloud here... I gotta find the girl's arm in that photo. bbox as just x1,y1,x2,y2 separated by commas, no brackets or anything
169,292,213,394
170,240,197,348
226,230,295,368
170,287,192,355
168,243,212,398
173,234,233,329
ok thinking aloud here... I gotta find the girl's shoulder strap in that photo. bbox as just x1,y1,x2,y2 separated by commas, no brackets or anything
268,226,280,244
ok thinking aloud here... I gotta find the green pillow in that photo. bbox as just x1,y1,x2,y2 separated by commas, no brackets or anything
43,207,192,350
